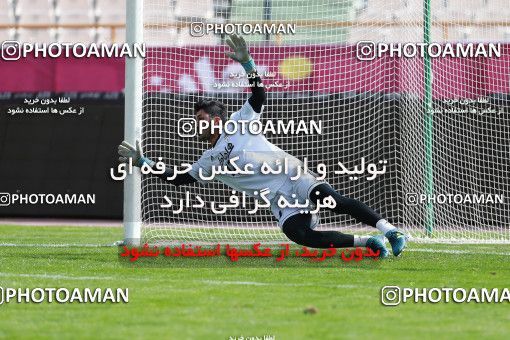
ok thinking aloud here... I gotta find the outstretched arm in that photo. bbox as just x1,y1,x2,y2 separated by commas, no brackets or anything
247,69,265,113
225,34,266,113
118,140,196,187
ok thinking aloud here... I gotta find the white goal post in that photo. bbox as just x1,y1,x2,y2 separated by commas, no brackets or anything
123,0,143,245
124,0,510,246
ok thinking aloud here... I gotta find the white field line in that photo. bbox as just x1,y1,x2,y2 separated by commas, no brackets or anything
0,219,121,227
0,272,363,288
198,280,363,288
0,243,117,248
0,243,509,256
0,272,115,281
405,248,510,256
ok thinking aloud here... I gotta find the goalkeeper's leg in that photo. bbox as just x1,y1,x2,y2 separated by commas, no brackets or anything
309,183,407,256
281,213,389,258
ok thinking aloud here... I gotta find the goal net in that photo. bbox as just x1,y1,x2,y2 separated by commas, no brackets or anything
130,0,510,245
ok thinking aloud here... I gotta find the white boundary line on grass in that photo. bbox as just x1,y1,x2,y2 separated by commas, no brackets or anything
0,243,115,248
406,248,510,256
0,272,115,281
0,243,509,256
0,219,122,227
0,272,363,288
199,280,363,288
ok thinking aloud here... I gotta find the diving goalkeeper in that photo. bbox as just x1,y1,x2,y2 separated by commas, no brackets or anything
118,33,407,258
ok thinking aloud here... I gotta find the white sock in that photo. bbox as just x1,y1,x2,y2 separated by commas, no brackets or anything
376,219,397,235
353,235,371,247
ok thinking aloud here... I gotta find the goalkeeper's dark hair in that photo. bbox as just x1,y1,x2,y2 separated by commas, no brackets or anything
194,99,227,123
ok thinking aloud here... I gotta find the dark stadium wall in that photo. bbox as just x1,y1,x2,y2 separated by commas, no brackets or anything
0,92,508,221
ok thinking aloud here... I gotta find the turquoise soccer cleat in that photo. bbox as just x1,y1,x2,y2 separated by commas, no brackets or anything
366,236,389,258
385,229,408,256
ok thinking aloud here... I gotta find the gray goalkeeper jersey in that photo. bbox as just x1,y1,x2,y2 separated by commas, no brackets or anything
189,100,303,200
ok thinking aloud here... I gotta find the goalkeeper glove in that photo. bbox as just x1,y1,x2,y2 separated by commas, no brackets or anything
118,140,154,168
225,33,256,72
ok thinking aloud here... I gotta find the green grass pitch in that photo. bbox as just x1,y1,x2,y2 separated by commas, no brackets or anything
0,225,509,339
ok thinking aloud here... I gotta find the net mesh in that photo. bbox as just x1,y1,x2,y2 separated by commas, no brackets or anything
140,0,510,244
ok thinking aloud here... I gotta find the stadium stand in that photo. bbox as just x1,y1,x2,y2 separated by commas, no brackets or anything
0,0,13,17
96,0,125,24
174,0,214,20
0,0,509,44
